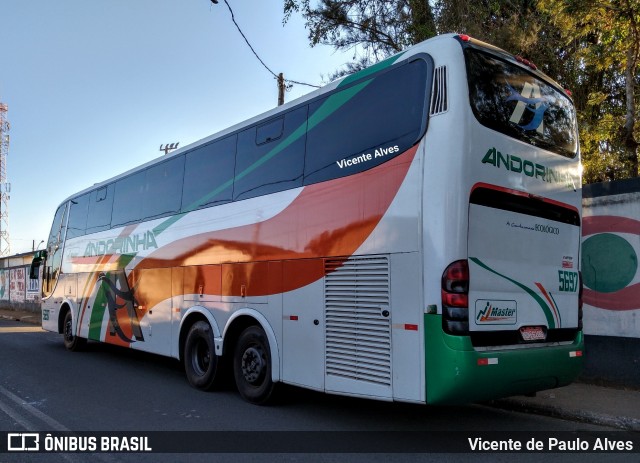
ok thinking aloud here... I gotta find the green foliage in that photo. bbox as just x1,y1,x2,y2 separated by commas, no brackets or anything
284,0,436,79
538,0,640,181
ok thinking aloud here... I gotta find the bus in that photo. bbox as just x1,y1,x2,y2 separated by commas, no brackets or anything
30,33,583,405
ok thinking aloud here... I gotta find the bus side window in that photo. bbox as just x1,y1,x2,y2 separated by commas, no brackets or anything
304,59,429,185
112,171,145,227
66,193,90,239
182,135,236,211
233,106,307,201
86,185,114,234
141,155,185,220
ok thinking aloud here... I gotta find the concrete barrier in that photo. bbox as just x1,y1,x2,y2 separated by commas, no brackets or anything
582,177,640,388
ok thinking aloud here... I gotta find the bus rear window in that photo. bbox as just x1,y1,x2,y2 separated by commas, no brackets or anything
465,50,577,158
470,187,580,226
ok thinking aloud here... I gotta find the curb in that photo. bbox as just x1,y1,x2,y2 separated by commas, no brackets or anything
489,398,640,431
0,312,41,325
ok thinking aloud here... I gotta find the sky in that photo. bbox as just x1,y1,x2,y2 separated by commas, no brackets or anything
0,0,353,254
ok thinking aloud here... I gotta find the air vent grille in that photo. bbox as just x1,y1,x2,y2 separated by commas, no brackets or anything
430,66,448,115
325,256,391,386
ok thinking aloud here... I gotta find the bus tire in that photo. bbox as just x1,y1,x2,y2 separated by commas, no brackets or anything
62,310,86,352
233,325,276,405
183,321,220,391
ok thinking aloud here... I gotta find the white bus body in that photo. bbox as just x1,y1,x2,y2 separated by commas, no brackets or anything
33,34,583,405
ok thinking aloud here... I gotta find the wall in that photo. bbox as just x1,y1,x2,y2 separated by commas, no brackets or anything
582,177,640,388
0,251,40,312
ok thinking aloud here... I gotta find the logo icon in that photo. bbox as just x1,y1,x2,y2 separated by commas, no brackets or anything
475,300,517,325
7,433,40,452
96,271,145,344
506,82,549,134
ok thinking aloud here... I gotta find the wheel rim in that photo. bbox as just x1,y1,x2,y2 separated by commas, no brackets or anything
191,338,211,376
64,317,73,342
241,346,266,384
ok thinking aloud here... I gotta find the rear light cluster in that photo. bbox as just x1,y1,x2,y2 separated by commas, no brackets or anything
442,260,470,334
514,55,538,70
457,34,539,72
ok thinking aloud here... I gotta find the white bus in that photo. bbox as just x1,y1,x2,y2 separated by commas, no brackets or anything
31,33,583,405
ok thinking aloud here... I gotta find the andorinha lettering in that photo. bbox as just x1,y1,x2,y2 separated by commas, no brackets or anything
336,145,400,169
482,147,576,188
84,231,158,257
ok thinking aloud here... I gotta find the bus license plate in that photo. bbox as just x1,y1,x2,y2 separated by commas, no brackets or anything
520,326,546,342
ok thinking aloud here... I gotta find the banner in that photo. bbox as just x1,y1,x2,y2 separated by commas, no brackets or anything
9,267,25,303
0,269,9,301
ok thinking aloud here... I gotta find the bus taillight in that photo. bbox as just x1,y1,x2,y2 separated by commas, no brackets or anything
442,260,469,334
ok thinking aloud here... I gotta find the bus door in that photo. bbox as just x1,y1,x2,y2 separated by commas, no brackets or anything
39,202,69,331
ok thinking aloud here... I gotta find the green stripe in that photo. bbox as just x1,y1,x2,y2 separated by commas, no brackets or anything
548,290,562,326
88,274,108,341
469,257,556,328
338,52,405,87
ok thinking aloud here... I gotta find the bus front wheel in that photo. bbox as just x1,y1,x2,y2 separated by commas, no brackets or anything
233,325,276,405
62,310,86,352
183,321,221,390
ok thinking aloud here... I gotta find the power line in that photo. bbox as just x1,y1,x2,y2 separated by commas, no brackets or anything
216,0,321,90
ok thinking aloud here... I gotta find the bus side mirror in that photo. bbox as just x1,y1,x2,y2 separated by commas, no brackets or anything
29,249,47,280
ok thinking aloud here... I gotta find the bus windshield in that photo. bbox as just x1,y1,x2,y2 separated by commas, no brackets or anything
465,49,578,158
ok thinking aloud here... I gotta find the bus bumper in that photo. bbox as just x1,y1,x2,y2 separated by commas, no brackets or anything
424,314,584,405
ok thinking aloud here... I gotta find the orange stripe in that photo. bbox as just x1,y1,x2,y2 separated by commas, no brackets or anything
535,282,560,327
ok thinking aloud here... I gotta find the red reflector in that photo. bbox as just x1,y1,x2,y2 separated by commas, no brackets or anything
290,315,299,321
404,324,418,331
570,350,583,357
442,292,468,308
477,358,498,365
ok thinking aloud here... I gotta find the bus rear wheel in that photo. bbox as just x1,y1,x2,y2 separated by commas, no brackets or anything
233,325,276,405
62,310,86,352
183,321,221,390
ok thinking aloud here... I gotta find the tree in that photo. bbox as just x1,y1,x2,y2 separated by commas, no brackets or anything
283,0,437,79
538,0,640,180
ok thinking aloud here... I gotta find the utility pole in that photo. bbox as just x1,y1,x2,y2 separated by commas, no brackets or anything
277,73,285,106
0,101,10,257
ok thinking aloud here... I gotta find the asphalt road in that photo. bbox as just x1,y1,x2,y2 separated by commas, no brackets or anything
0,319,632,463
